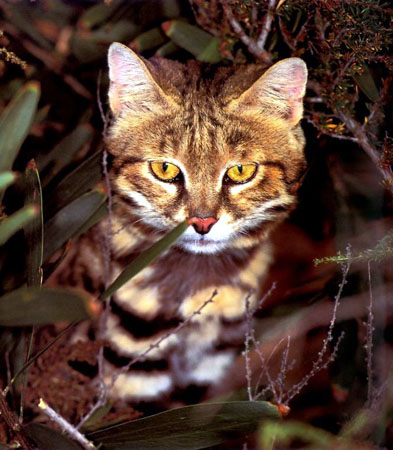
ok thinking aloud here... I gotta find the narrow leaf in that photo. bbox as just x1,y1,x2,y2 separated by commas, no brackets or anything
155,40,180,57
44,150,102,218
5,321,77,392
353,65,380,102
0,82,41,172
0,205,38,246
43,190,107,262
162,21,222,63
0,171,17,193
38,124,94,175
25,423,83,450
24,160,44,287
78,0,122,30
89,401,280,450
100,220,188,300
131,28,167,52
0,287,93,327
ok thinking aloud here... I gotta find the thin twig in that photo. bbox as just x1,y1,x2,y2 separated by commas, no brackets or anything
243,284,276,400
366,261,374,407
0,392,35,449
77,78,113,430
276,336,291,404
221,2,271,63
256,0,278,51
39,399,96,450
108,290,218,392
337,110,393,193
283,251,351,403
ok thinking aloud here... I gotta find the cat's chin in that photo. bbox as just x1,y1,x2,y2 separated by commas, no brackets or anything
178,238,229,254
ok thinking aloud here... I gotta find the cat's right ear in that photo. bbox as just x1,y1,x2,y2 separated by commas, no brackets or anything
108,42,171,116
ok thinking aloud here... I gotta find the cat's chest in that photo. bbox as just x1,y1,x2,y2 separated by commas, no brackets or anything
108,225,272,321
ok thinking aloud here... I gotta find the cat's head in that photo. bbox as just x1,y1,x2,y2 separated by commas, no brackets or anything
106,43,307,254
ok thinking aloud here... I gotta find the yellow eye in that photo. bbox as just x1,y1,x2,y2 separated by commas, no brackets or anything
226,164,257,183
150,161,181,181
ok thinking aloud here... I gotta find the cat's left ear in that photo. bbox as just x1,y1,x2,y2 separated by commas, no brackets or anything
107,42,171,115
228,58,307,127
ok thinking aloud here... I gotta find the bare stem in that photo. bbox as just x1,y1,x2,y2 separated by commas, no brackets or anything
0,391,35,449
257,0,278,51
221,2,271,63
366,261,374,407
283,251,351,403
109,290,218,392
38,399,96,450
336,110,393,193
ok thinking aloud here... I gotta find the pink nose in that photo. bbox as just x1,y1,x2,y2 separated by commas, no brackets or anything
187,216,218,235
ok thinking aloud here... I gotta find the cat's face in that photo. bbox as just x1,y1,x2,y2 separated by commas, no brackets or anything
107,44,307,254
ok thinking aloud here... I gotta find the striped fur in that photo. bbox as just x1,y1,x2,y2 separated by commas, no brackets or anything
52,44,307,402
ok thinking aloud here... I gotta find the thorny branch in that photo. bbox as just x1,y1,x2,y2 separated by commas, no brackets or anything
247,250,350,405
243,284,277,401
283,251,351,404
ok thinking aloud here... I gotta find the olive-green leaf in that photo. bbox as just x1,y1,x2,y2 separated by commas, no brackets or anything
25,423,84,450
155,40,180,57
0,287,93,326
0,205,38,246
38,124,94,176
0,171,17,194
131,27,167,52
78,0,122,30
44,150,102,219
0,82,40,173
352,65,380,102
89,401,280,449
100,220,188,300
43,190,107,262
162,21,222,63
260,420,334,449
24,161,44,287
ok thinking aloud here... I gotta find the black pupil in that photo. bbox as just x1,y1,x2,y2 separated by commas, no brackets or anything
163,162,169,172
237,165,243,174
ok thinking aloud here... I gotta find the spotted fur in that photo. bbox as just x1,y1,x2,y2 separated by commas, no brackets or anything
53,43,307,403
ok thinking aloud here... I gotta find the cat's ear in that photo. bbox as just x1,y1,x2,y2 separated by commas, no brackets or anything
228,58,307,127
108,42,171,115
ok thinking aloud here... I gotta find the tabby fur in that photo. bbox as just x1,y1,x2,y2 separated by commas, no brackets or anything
53,43,307,403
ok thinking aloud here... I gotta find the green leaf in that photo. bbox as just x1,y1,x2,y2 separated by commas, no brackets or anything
0,205,38,246
44,150,102,219
0,287,93,326
155,40,180,57
131,28,167,52
0,171,17,193
89,401,280,449
43,190,107,262
25,423,83,450
353,65,380,102
81,402,112,432
101,220,188,300
0,82,41,173
78,0,122,30
260,420,334,449
38,124,94,176
24,161,43,287
162,21,222,63
4,5,53,51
